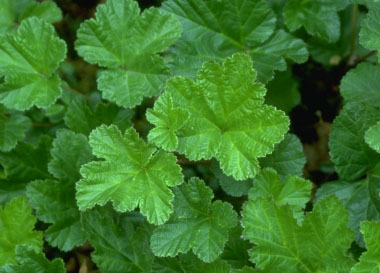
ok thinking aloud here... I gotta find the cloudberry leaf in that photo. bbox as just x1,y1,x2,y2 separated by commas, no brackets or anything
149,54,289,180
75,0,182,108
151,177,238,263
0,17,66,110
76,125,183,225
0,112,30,152
360,3,380,62
0,196,43,266
365,121,380,153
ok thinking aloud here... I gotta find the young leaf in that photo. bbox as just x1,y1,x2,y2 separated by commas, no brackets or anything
0,196,43,266
162,0,308,82
248,168,311,223
351,221,380,273
329,103,380,181
365,121,380,153
149,53,289,180
0,17,66,110
360,3,380,62
0,0,62,34
0,245,65,273
76,125,183,225
283,0,348,42
75,0,182,108
64,96,133,136
0,113,30,152
241,195,354,272
151,177,238,263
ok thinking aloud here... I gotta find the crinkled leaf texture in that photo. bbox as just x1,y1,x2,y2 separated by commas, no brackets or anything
329,103,380,181
26,130,92,251
0,245,65,273
0,17,66,110
76,125,183,225
248,168,311,223
75,0,182,108
284,0,348,42
241,195,355,272
162,0,308,82
0,196,43,266
365,121,380,154
151,177,238,263
360,3,380,62
0,112,30,152
148,53,289,180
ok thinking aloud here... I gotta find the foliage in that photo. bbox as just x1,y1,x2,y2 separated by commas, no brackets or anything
0,0,380,271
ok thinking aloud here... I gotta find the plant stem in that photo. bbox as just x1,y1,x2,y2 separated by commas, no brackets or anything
347,4,359,66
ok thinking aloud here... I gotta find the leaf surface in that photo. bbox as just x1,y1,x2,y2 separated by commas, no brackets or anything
360,3,380,62
0,113,30,152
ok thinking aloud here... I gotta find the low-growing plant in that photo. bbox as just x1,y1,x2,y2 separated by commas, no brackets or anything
0,0,380,272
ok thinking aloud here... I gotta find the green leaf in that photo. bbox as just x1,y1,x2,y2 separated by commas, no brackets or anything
0,196,43,266
146,94,189,151
150,54,289,180
75,0,182,108
0,0,62,34
248,168,311,223
365,121,380,153
179,253,232,273
151,177,238,263
340,62,380,107
0,17,66,110
76,125,183,225
0,113,30,152
329,103,380,181
162,0,308,82
0,245,65,273
0,136,52,182
259,133,306,177
283,0,349,42
0,180,25,206
64,96,133,136
360,3,380,62
241,195,354,272
351,221,380,273
48,129,93,182
315,179,380,247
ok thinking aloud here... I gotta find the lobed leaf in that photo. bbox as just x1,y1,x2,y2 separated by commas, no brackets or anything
0,113,30,152
360,3,380,62
365,121,380,153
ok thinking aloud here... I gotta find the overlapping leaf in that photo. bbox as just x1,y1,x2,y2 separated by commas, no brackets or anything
241,195,354,272
75,0,182,108
0,196,43,266
162,0,308,82
0,17,66,110
76,125,183,225
148,54,289,180
360,3,380,62
151,177,238,262
365,121,380,153
0,112,30,152
283,0,349,42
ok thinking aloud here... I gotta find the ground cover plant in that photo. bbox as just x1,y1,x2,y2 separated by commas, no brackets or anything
1,0,380,272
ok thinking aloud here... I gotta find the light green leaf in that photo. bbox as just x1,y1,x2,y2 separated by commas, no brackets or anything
365,121,380,153
0,17,66,110
0,245,65,273
360,3,380,62
0,113,30,152
151,177,238,263
329,103,380,181
76,125,183,225
150,54,289,180
351,221,380,273
259,133,306,177
146,93,189,151
315,179,380,247
75,0,182,108
248,168,311,223
64,96,133,136
0,136,52,182
340,62,380,107
48,129,93,182
0,196,43,266
162,0,308,82
283,0,349,42
0,0,62,34
241,195,354,272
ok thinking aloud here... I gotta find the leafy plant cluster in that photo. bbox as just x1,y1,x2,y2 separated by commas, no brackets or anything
0,0,380,272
